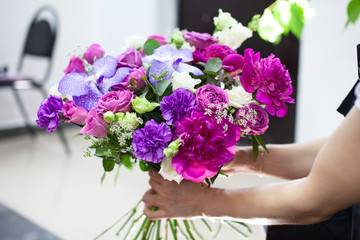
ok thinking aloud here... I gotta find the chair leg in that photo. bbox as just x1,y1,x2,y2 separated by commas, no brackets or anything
11,88,37,137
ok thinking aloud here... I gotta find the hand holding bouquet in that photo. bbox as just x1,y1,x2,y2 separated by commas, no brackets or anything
36,9,294,239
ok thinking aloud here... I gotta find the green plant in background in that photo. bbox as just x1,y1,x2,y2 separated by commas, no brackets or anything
250,0,360,44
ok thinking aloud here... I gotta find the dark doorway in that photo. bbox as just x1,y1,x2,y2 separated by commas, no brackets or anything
178,0,299,144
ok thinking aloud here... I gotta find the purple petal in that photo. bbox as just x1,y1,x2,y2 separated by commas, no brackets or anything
93,56,117,77
148,59,175,86
58,72,91,96
73,84,103,111
99,67,132,93
177,62,203,76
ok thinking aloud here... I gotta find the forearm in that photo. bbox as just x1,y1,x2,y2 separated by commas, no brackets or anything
231,137,328,179
202,178,332,225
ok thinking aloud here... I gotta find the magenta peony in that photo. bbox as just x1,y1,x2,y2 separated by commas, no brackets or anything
83,43,105,64
240,48,294,117
63,55,85,74
195,84,229,111
80,108,108,137
96,90,134,115
62,99,88,125
172,110,240,182
202,43,237,60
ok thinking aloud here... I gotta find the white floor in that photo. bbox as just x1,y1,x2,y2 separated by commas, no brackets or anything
0,126,284,240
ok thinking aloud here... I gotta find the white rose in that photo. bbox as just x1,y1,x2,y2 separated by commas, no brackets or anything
214,22,253,50
213,9,237,31
159,156,183,184
225,85,253,108
172,72,201,93
123,34,146,51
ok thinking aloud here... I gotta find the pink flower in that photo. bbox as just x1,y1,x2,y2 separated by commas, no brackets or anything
83,43,105,64
172,110,240,182
195,84,229,111
202,44,237,60
63,55,85,74
117,48,142,68
222,54,244,75
240,48,294,117
147,35,168,46
80,108,108,137
183,31,218,50
236,103,269,135
112,67,147,91
62,99,88,125
95,90,134,115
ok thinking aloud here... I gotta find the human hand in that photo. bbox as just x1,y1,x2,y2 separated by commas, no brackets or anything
221,146,261,175
142,169,208,220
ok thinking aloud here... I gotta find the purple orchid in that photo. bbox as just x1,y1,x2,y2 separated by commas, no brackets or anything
142,45,203,87
58,56,131,111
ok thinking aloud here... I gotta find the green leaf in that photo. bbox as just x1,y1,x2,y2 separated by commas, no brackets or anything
251,135,259,161
204,58,222,75
139,160,151,171
144,39,160,55
156,78,173,96
121,154,133,170
103,158,115,172
254,135,269,153
346,0,360,27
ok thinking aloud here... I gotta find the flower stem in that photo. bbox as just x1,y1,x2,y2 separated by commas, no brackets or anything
224,220,248,239
183,220,195,240
169,219,178,240
190,220,204,239
201,219,213,233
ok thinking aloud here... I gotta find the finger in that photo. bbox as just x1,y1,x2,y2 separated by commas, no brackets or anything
148,178,162,191
143,205,168,220
142,189,160,207
149,169,166,183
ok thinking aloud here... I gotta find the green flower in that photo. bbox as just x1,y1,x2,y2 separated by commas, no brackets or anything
103,111,115,123
171,30,185,49
132,97,160,114
213,9,237,31
122,112,141,130
163,138,182,158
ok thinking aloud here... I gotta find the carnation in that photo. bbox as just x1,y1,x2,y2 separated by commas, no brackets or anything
172,110,240,182
160,88,197,125
132,120,172,163
36,95,63,133
240,48,294,117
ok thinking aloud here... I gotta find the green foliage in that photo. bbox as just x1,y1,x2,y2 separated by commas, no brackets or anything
346,0,360,27
143,39,160,55
204,58,222,75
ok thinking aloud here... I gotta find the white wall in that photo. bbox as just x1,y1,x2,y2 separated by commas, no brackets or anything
0,0,177,129
296,1,360,142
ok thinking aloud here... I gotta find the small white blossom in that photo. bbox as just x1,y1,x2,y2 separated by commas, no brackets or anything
213,9,238,31
49,83,67,99
123,34,146,51
172,72,201,93
225,86,253,109
214,22,253,50
159,157,183,184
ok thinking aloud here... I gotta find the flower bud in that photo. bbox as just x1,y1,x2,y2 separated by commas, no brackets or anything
132,97,160,114
171,30,185,49
163,139,182,158
103,111,115,123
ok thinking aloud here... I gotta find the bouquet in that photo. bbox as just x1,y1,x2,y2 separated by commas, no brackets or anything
36,9,294,240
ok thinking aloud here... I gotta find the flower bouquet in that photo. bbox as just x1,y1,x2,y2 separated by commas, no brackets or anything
36,9,294,240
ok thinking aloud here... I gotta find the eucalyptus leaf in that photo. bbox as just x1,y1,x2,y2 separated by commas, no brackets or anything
121,154,133,169
144,39,160,55
204,58,222,75
156,78,173,96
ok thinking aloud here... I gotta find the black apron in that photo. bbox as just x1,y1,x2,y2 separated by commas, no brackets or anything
267,45,360,240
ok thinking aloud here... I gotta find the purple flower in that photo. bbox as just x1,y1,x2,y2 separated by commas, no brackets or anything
117,48,142,68
240,48,294,117
36,95,63,133
160,88,196,125
58,56,131,111
112,67,147,91
172,110,240,182
83,43,105,64
142,45,203,87
96,90,134,115
132,120,172,163
236,103,269,135
195,84,229,111
182,31,218,50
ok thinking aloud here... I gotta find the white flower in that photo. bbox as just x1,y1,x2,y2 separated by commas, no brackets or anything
123,34,146,51
213,9,237,31
172,72,201,93
159,156,183,184
49,83,67,99
214,22,253,50
225,85,253,108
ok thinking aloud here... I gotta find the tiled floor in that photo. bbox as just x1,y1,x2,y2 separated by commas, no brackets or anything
0,126,280,240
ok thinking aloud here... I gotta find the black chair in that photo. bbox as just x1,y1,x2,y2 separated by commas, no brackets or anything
0,6,70,154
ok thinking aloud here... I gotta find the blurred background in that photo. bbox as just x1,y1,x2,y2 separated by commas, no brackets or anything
0,0,359,239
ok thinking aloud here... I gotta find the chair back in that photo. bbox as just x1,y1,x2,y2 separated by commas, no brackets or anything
17,6,58,85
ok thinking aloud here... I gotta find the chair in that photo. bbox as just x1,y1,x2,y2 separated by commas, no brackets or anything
0,6,70,154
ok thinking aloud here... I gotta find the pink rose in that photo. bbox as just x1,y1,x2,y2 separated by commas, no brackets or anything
96,90,134,115
117,48,142,68
195,84,229,111
63,55,85,74
236,103,269,135
80,108,108,137
83,43,105,64
183,31,218,50
113,67,147,91
62,99,88,125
